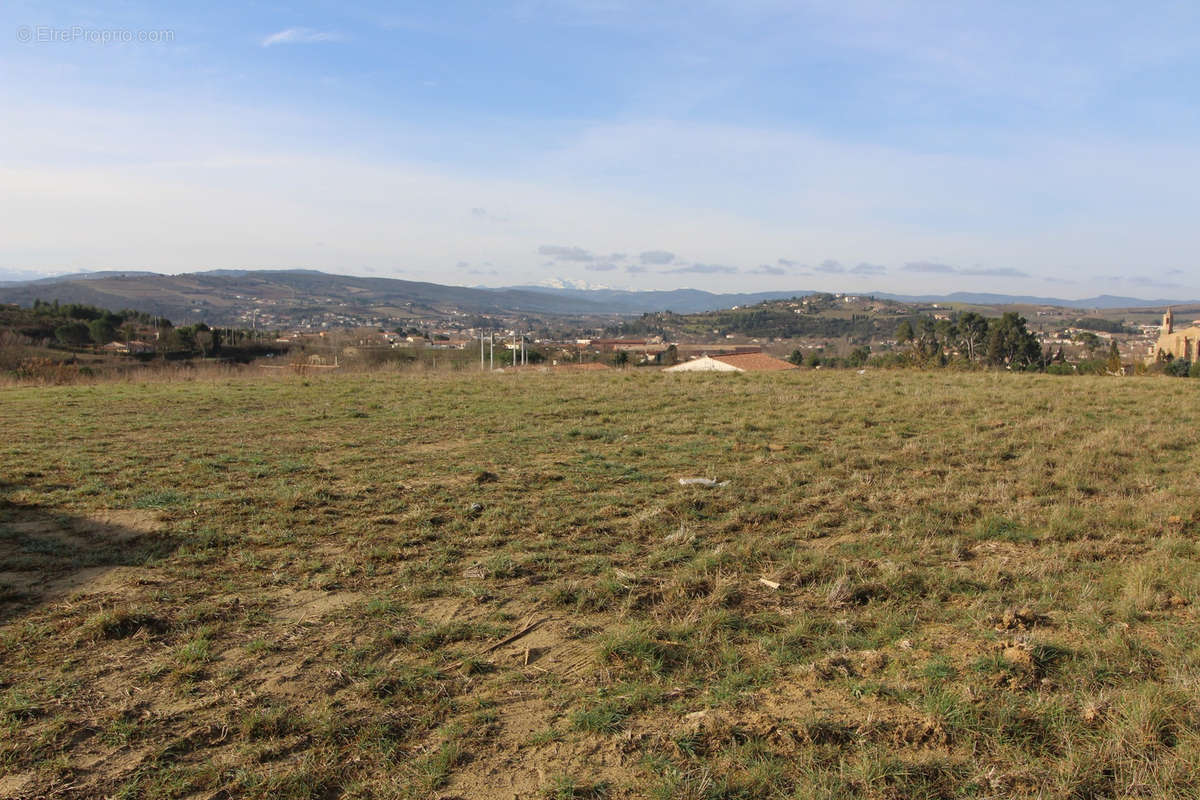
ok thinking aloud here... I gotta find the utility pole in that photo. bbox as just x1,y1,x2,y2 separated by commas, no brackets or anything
489,334,494,370
480,332,485,371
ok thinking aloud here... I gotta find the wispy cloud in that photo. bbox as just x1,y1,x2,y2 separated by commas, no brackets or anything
639,250,675,264
625,264,647,274
665,263,738,275
261,28,344,47
538,244,594,262
960,266,1029,277
902,262,1027,277
902,261,957,274
815,259,844,274
749,264,787,275
584,262,617,272
850,262,887,276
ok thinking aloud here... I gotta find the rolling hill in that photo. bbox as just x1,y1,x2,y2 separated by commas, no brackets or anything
0,269,1192,328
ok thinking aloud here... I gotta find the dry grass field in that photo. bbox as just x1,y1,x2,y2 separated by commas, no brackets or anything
1,370,1199,799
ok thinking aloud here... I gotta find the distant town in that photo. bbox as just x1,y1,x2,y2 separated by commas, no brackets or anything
4,283,1198,381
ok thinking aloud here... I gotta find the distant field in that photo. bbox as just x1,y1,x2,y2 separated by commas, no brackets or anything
2,371,1199,799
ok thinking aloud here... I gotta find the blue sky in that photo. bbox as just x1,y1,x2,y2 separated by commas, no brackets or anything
2,1,1198,297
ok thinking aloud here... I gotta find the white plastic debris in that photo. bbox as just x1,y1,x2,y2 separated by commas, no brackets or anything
678,477,728,487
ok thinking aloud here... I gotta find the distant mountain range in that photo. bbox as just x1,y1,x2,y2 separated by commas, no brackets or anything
0,270,613,325
509,284,1196,313
870,291,1196,309
0,269,1192,326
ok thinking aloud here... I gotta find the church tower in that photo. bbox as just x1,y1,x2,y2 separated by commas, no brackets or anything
1163,307,1175,335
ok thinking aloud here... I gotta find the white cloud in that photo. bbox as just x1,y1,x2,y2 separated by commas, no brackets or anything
260,28,344,47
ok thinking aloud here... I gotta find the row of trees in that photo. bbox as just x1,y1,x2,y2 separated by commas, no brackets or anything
787,346,872,369
31,298,160,326
784,312,1129,373
894,311,1048,369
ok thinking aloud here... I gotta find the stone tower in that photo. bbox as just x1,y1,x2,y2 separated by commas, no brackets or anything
1163,307,1174,335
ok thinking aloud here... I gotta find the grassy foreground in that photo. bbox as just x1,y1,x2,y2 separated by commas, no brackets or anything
1,370,1199,799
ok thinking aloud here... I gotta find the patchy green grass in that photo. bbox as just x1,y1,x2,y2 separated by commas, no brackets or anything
1,369,1200,798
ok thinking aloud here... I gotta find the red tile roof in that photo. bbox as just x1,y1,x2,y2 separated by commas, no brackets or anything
710,353,797,371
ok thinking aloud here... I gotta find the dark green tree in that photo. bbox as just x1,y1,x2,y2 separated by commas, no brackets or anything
1166,358,1192,377
88,317,118,345
167,326,197,352
986,312,1042,369
54,322,91,347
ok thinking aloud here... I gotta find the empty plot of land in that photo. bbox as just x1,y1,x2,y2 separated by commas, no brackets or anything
1,371,1199,799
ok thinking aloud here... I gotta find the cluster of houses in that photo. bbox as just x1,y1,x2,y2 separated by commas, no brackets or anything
100,340,155,355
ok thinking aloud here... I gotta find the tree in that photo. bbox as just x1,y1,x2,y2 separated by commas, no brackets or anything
1166,358,1192,377
955,312,989,363
167,326,197,352
1075,331,1102,358
612,350,629,367
88,317,118,345
54,322,91,347
1105,341,1122,373
847,346,871,367
986,312,1042,369
195,329,216,357
915,318,942,364
896,320,915,346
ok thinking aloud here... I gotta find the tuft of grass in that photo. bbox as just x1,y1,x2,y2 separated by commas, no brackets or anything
543,774,612,799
